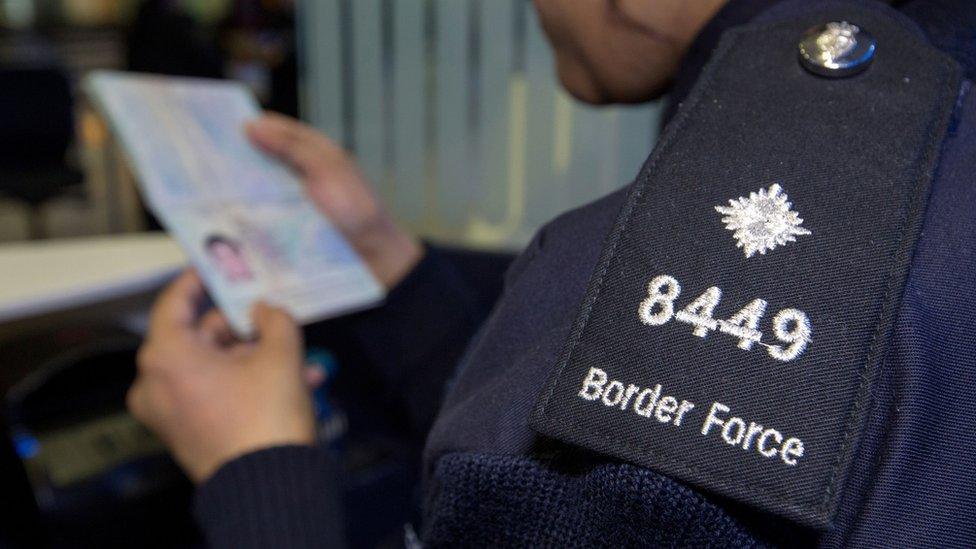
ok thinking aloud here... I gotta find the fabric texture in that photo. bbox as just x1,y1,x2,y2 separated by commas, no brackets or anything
193,445,344,549
825,71,976,549
532,1,960,527
192,0,976,546
423,452,780,548
341,244,508,437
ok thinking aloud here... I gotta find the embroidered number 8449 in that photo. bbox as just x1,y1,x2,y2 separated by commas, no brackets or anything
637,275,811,362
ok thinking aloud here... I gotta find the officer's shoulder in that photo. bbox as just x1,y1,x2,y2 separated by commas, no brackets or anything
505,183,632,288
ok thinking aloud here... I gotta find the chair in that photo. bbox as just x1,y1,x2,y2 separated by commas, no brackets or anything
0,65,84,238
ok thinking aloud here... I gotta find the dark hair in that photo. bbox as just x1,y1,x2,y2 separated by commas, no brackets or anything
204,234,241,253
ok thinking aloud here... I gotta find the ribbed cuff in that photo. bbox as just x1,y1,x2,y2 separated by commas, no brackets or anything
345,244,480,388
193,445,345,549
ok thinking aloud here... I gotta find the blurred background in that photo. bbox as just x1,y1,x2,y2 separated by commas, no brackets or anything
0,0,661,248
0,0,662,547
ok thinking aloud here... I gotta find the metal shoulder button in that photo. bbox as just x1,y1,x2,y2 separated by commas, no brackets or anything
799,21,876,78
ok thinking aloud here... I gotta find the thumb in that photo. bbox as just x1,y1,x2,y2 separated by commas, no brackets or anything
251,302,303,358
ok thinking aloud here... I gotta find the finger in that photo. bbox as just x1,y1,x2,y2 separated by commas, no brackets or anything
126,379,174,445
149,269,205,335
245,113,345,178
247,116,341,177
251,302,302,357
125,379,145,421
247,112,339,152
227,340,258,360
198,308,235,347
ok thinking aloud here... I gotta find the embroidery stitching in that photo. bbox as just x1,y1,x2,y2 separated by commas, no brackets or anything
637,274,812,362
715,184,811,258
534,19,961,527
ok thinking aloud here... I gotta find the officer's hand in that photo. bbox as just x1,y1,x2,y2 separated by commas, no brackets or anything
246,113,422,289
127,270,317,484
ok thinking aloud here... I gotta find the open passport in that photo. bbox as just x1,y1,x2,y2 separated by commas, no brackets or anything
84,71,384,336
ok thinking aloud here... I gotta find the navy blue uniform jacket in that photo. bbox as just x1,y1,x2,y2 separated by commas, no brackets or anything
193,0,976,546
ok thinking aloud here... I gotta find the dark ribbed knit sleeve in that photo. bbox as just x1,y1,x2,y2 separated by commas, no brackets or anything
192,246,512,546
193,445,345,549
340,244,512,436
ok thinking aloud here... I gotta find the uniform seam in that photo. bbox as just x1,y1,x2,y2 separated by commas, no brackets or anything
537,23,776,502
541,414,813,517
816,52,962,514
536,26,745,409
534,15,961,523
